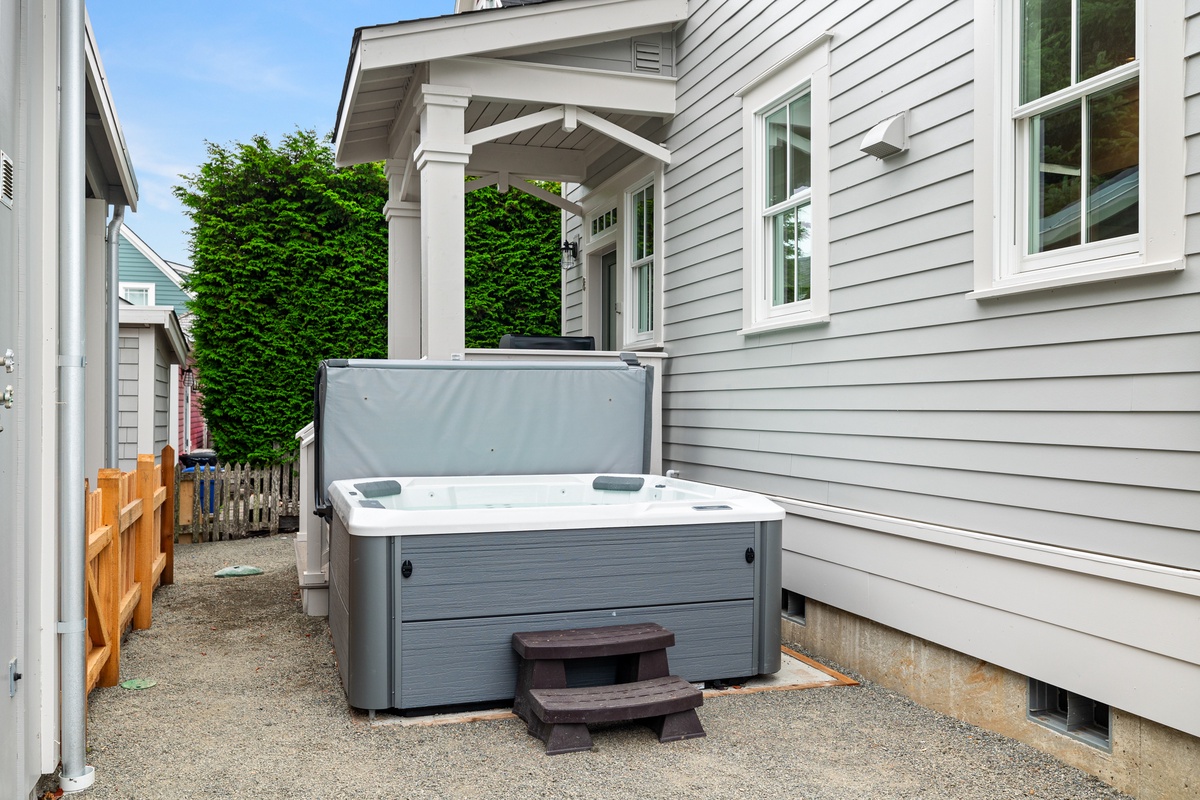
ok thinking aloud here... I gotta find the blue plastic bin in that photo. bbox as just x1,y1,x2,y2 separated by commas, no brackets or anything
182,464,219,513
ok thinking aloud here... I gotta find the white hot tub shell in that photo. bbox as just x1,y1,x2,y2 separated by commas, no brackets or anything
328,473,784,712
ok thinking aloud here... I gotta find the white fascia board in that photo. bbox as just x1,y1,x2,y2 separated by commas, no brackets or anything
431,57,675,117
119,225,189,292
333,46,366,159
84,10,139,210
357,0,687,70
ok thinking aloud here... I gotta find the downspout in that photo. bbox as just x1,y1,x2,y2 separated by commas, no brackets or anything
57,0,95,792
105,205,124,467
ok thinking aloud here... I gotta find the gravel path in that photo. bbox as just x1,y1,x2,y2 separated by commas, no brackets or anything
61,535,1130,799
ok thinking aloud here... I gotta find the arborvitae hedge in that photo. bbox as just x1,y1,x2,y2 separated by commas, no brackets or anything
175,130,389,464
464,181,562,348
175,130,562,463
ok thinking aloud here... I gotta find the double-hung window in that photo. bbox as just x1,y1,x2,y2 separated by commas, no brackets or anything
973,0,1183,295
629,181,655,340
739,35,830,333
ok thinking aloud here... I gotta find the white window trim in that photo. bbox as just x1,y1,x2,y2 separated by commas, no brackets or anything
738,33,832,335
971,0,1184,299
578,156,664,349
119,281,156,306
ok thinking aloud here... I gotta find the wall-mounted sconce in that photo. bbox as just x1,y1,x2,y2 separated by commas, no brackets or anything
860,112,908,159
560,238,579,270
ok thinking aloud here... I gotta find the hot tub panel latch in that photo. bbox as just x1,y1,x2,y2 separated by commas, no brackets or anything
401,560,413,578
745,547,755,564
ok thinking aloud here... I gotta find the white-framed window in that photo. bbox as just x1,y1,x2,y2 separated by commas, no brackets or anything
578,157,663,349
738,34,831,334
119,282,155,306
972,0,1183,297
628,180,655,341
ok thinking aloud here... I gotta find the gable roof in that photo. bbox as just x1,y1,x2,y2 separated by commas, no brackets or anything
118,225,194,323
334,0,685,165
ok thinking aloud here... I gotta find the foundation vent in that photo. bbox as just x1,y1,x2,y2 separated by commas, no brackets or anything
1028,679,1111,750
1,151,13,209
633,40,662,73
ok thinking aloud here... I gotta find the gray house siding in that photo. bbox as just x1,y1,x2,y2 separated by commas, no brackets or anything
118,334,139,470
644,0,1200,739
154,348,170,455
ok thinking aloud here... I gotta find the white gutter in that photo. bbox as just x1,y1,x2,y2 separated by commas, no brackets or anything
105,205,124,468
58,0,95,792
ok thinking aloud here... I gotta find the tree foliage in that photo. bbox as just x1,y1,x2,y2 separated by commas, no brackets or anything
175,131,564,463
464,181,562,348
175,130,389,463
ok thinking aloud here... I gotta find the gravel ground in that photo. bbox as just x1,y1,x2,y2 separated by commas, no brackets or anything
53,535,1131,800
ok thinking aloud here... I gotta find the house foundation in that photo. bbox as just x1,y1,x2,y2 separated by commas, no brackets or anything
783,601,1197,800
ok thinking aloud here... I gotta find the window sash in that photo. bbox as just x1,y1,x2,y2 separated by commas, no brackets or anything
761,89,813,310
1010,0,1141,274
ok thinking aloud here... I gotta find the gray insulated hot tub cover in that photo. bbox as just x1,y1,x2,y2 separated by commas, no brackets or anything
313,359,653,510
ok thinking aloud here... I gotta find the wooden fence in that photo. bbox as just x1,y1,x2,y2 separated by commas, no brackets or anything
176,459,300,542
84,446,175,694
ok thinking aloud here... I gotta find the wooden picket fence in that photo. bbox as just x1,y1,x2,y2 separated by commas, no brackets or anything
84,446,175,694
176,459,300,542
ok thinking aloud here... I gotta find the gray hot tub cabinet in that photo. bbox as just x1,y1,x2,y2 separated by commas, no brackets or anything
330,511,782,711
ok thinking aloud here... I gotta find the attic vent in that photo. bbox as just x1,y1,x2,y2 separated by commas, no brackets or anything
1,151,13,209
633,41,662,73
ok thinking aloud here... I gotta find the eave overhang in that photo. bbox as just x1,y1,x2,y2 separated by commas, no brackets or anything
119,305,190,364
84,12,138,210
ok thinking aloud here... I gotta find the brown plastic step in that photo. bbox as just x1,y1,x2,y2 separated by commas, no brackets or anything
511,622,675,661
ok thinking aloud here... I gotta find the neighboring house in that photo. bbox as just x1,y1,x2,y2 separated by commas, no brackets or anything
1,2,138,795
117,224,207,456
118,298,189,472
333,0,1198,796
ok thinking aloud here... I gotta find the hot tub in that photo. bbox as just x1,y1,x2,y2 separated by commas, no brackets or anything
327,473,784,712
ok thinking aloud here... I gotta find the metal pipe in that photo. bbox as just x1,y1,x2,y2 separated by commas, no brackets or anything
105,205,124,468
58,0,95,792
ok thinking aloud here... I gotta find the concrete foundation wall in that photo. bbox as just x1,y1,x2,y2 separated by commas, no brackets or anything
783,602,1198,800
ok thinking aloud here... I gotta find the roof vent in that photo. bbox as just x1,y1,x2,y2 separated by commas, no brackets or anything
634,40,662,73
1,151,13,209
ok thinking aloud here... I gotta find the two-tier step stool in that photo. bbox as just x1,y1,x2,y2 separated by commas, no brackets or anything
511,622,706,755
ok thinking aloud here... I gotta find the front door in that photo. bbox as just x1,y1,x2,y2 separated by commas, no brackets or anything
0,0,23,788
601,250,619,351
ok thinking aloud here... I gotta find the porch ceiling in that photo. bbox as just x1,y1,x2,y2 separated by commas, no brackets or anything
334,0,683,170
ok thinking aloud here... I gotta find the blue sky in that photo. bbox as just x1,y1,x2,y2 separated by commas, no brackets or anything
88,0,452,265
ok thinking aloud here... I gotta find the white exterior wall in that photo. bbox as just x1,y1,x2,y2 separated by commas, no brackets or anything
646,0,1200,740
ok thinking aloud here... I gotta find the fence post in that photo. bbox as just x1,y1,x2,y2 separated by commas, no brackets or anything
267,463,279,535
161,445,175,585
133,454,156,630
97,468,123,687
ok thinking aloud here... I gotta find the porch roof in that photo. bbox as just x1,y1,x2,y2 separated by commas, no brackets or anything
333,0,684,170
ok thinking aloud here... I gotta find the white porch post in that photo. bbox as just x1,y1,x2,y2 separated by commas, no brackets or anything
414,84,471,359
384,158,422,359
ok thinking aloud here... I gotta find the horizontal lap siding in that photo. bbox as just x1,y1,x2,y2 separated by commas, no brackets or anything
662,0,1200,569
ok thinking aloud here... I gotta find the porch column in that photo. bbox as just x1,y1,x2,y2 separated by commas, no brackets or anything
384,158,421,359
414,84,471,359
